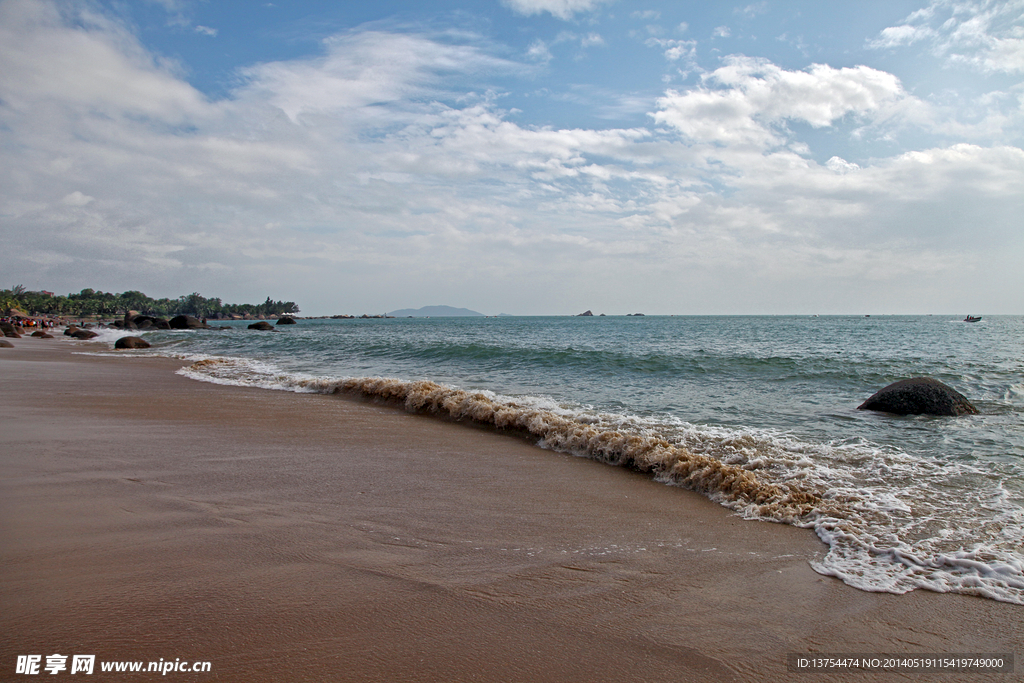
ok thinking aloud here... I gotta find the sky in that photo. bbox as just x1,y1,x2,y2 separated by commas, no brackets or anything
1,0,1022,316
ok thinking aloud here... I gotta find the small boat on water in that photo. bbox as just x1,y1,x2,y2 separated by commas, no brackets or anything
964,315,982,323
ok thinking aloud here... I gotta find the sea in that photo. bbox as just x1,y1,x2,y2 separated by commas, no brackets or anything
85,314,1024,605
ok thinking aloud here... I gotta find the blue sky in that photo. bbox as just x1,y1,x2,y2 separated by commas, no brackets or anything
1,0,1022,315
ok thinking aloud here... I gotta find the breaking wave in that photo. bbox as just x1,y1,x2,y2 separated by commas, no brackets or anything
178,355,1024,605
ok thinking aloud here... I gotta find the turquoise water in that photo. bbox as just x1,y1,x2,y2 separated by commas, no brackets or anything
89,315,1024,603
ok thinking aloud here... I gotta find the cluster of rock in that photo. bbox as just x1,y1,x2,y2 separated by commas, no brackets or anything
64,326,98,340
1,321,24,338
113,313,212,330
2,320,57,340
0,320,18,347
248,317,296,330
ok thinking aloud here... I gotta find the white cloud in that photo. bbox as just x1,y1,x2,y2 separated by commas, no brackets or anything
646,38,697,63
235,31,522,123
825,156,860,174
0,0,209,123
502,0,611,20
527,38,553,62
60,191,94,206
653,57,906,146
869,0,1024,73
736,2,768,19
194,25,217,37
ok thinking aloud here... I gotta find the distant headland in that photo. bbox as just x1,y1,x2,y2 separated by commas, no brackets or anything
388,305,484,317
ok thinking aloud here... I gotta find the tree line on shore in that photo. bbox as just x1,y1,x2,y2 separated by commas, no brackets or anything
1,285,299,320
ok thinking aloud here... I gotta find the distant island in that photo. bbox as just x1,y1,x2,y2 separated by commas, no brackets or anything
388,305,484,317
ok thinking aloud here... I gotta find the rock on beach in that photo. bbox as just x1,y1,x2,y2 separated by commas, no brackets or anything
858,377,978,417
115,336,151,349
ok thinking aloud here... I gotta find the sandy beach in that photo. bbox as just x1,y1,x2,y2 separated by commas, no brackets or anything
1,338,1018,682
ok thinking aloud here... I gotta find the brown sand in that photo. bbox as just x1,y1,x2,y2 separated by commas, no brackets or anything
1,339,1018,682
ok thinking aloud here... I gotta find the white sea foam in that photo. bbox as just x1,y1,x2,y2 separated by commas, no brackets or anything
173,354,1024,605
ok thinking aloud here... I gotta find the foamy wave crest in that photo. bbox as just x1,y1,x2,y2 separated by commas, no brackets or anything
179,358,821,519
341,377,825,519
178,356,1024,605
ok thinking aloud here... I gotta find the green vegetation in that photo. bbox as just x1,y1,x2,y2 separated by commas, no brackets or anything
1,285,299,319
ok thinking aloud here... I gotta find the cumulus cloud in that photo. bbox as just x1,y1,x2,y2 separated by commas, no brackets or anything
653,57,906,146
825,156,860,174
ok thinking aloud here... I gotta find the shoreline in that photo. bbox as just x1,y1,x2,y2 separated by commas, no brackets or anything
1,338,1019,681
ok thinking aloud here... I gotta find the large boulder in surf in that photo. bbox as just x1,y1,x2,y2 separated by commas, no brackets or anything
168,315,209,330
0,321,20,338
276,316,297,325
858,378,978,416
248,321,274,331
115,336,150,349
70,329,99,340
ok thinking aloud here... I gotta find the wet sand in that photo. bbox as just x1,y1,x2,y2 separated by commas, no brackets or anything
1,339,1018,681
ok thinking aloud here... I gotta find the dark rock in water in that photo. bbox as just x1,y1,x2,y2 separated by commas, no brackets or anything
70,329,99,340
248,321,274,331
64,326,78,336
577,310,594,316
115,336,151,349
168,315,209,329
1,321,20,338
276,316,297,325
35,333,54,339
30,330,48,337
858,378,978,416
0,339,13,348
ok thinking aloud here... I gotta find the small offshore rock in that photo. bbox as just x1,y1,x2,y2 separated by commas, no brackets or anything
248,321,275,331
276,316,297,325
168,315,209,329
858,377,978,416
